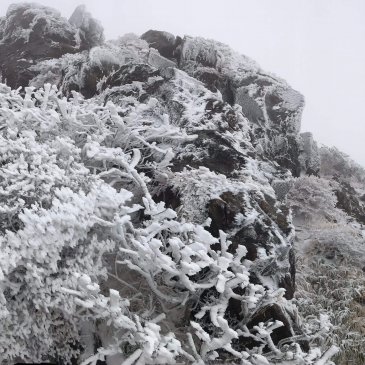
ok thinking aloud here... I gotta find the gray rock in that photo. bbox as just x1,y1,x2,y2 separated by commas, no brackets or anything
141,34,305,176
141,29,179,60
69,4,104,50
0,3,77,88
147,48,176,70
0,3,104,89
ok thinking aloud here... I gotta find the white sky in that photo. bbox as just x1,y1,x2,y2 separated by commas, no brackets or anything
1,0,365,166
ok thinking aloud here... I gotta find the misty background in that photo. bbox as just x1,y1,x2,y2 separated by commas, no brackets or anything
1,0,364,166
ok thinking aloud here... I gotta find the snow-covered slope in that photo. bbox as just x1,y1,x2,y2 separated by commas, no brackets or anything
1,3,361,365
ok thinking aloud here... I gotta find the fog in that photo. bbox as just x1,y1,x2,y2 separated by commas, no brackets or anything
1,0,365,166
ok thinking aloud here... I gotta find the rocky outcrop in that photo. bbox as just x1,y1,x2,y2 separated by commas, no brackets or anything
0,3,103,88
0,14,306,176
0,7,306,176
0,4,327,361
141,30,181,60
140,31,305,176
69,5,104,50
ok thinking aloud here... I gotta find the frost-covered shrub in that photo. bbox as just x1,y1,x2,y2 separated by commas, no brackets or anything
295,225,365,365
272,179,294,201
288,176,341,225
290,170,365,364
320,146,365,184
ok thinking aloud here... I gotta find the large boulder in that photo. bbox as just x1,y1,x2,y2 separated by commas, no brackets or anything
0,3,103,88
141,29,181,60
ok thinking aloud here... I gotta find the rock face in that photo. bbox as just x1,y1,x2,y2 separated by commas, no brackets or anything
0,3,103,88
31,27,305,176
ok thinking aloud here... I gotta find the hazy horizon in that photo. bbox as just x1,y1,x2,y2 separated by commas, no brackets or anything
1,0,364,167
